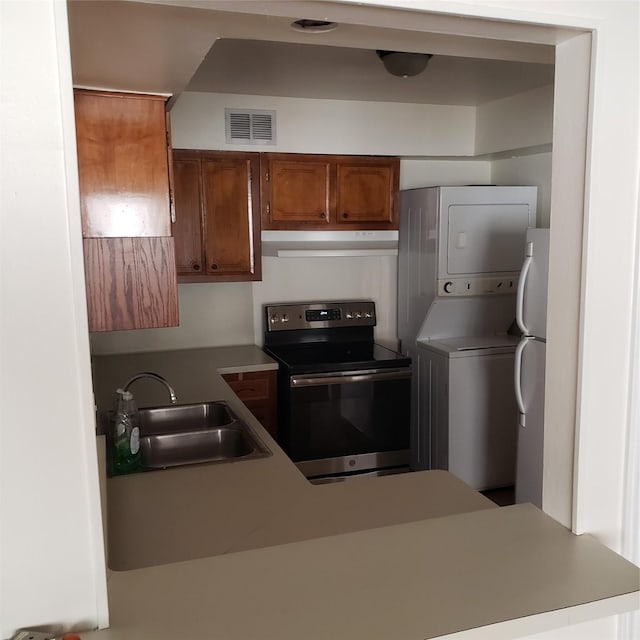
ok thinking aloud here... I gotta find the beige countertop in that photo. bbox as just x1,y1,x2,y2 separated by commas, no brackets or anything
88,345,640,639
95,345,495,570
107,462,497,570
84,505,639,640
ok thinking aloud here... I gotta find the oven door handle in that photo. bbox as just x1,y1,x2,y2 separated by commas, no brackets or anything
290,368,412,387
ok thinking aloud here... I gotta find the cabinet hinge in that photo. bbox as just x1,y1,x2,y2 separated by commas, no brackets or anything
169,187,176,224
266,202,270,216
265,170,270,183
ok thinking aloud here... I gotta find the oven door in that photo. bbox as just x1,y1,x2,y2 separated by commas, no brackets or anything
287,367,411,478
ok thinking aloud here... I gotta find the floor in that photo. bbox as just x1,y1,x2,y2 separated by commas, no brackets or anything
481,486,515,507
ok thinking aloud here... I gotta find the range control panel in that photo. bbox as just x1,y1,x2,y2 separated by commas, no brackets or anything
437,276,517,297
265,301,376,331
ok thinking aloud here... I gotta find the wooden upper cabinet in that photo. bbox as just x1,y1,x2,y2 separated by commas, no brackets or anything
335,157,399,227
74,90,172,238
172,156,204,273
75,89,179,332
83,237,179,332
261,153,399,230
173,150,262,282
262,154,331,227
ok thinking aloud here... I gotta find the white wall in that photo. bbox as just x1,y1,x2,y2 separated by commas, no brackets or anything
401,158,492,189
0,1,107,635
171,91,476,156
252,256,399,347
491,153,553,226
567,4,639,550
475,85,554,156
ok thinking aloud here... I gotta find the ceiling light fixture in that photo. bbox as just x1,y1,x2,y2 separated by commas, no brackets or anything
291,19,338,33
376,50,433,78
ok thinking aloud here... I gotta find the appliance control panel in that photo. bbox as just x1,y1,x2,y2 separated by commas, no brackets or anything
437,276,517,297
265,301,376,331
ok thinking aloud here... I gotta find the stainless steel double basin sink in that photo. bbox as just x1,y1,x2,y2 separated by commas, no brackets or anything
137,401,271,470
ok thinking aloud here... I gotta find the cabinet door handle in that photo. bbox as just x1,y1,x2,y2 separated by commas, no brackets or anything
192,263,201,271
319,212,326,219
342,212,349,219
211,263,218,270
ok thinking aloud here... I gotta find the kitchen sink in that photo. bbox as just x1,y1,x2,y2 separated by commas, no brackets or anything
137,401,271,470
139,401,237,434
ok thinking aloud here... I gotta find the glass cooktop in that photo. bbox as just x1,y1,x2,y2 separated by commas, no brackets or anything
264,341,411,374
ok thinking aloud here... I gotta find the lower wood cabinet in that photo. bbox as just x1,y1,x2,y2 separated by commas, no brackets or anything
222,370,278,440
172,150,261,282
83,237,179,332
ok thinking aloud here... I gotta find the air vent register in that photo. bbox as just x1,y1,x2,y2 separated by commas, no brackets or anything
225,108,276,145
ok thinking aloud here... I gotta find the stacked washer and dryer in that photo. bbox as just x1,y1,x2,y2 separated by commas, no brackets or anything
398,186,538,492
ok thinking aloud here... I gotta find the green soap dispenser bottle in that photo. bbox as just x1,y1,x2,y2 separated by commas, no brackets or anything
111,388,141,475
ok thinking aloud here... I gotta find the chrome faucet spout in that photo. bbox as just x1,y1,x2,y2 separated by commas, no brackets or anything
122,372,178,404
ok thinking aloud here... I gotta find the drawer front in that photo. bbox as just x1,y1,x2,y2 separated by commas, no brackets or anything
222,370,278,439
223,370,276,401
225,374,269,401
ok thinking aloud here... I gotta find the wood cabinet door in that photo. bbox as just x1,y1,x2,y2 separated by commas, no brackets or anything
262,154,331,228
222,370,278,440
83,237,179,331
74,90,172,238
172,154,204,276
335,157,400,228
201,154,261,279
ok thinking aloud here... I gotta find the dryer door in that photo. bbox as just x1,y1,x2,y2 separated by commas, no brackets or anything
445,203,532,276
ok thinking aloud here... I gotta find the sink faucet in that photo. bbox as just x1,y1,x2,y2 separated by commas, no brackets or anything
122,372,178,404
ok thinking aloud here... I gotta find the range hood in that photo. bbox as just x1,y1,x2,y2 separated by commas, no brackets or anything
261,230,399,258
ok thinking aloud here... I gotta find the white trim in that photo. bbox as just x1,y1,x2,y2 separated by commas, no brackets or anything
53,0,109,627
618,165,640,639
439,592,639,640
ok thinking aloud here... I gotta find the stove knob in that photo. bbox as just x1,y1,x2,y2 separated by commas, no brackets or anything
271,313,281,324
354,312,362,319
282,314,289,323
346,312,353,319
365,312,372,318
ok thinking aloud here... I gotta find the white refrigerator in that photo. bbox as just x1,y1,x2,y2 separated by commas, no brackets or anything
514,228,550,508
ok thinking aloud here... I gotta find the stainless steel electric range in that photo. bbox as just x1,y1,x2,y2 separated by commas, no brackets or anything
263,300,411,483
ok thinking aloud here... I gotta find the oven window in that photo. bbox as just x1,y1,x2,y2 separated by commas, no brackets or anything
288,374,410,462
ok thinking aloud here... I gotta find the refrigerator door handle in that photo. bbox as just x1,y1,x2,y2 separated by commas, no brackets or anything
516,241,534,335
514,337,531,427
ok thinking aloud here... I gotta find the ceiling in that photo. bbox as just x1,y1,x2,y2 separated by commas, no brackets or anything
67,1,559,105
187,38,554,106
